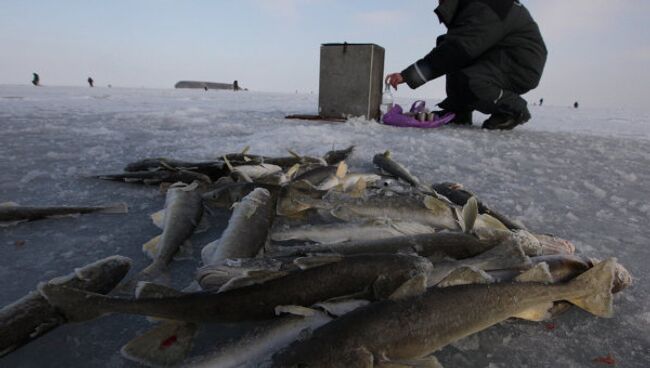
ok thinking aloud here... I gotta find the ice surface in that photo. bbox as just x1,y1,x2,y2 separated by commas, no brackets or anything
1,85,649,367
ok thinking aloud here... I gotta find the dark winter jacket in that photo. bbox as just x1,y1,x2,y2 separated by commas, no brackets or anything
402,0,547,94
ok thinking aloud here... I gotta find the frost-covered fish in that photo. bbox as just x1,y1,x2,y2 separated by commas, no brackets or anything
39,254,432,324
230,163,283,181
201,188,276,269
268,232,498,259
137,182,204,282
95,169,211,185
276,181,328,217
123,189,277,368
322,145,355,165
0,202,127,226
292,165,339,186
224,151,325,169
331,194,460,230
0,256,131,356
271,259,618,367
271,220,435,244
373,150,421,187
123,158,225,176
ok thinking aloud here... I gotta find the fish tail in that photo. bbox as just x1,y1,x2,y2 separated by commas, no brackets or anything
97,202,129,214
138,262,172,286
121,320,198,367
567,258,616,318
38,283,109,322
113,262,171,295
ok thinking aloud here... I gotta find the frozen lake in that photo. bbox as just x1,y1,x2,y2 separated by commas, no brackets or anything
0,85,648,367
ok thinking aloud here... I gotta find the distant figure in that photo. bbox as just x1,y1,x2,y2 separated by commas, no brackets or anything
204,86,208,91
539,98,544,106
87,77,94,87
574,101,579,109
32,73,40,86
233,80,240,91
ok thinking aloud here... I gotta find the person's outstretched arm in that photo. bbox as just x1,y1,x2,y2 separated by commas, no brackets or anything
401,2,507,89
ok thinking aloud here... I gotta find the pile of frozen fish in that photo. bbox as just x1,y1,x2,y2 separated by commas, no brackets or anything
0,146,633,367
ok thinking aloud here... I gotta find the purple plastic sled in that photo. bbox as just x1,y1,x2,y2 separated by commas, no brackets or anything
382,104,455,129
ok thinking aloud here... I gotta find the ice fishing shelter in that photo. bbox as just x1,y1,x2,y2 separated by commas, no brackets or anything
319,43,385,121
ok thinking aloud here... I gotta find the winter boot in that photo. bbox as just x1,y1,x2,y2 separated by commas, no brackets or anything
482,109,531,130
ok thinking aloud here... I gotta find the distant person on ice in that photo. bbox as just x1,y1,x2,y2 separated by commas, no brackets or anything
574,101,579,109
88,77,94,87
233,80,240,91
386,0,547,130
32,73,40,86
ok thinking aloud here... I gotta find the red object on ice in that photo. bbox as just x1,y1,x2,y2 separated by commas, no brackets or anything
593,354,616,365
543,322,556,331
160,335,178,349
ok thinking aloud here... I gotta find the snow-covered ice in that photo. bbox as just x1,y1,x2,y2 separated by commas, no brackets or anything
1,85,649,367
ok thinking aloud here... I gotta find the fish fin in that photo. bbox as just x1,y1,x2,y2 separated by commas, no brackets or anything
37,283,107,322
275,305,317,317
241,145,251,155
567,258,616,318
377,356,443,368
437,266,493,288
222,155,234,172
135,282,184,299
391,222,436,235
423,196,454,221
287,149,302,159
120,321,198,367
314,299,370,317
512,302,554,322
97,202,129,214
475,213,509,231
347,178,367,198
383,150,391,158
474,243,531,270
293,255,344,270
514,262,553,283
137,262,172,287
285,163,301,180
173,240,193,261
389,273,428,301
217,270,289,292
461,197,478,233
179,181,199,192
150,210,165,229
142,235,162,259
335,161,348,178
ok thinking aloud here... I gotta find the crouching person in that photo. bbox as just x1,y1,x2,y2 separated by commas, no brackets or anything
387,0,547,130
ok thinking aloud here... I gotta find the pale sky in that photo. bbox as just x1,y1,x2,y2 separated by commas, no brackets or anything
1,0,649,108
